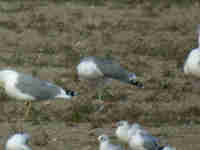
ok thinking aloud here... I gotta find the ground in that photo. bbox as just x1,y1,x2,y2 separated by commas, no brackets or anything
0,0,200,150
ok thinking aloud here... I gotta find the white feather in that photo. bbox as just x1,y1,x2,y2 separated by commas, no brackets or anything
184,24,200,77
0,70,35,101
115,121,131,143
5,133,31,150
77,60,103,80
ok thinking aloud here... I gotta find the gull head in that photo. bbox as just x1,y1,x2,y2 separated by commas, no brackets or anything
0,69,18,88
98,134,109,143
116,120,130,128
5,133,31,150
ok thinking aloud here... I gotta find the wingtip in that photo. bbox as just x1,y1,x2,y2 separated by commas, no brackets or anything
65,89,79,97
131,80,144,88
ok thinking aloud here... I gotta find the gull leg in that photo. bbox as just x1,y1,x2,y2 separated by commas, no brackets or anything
24,101,32,119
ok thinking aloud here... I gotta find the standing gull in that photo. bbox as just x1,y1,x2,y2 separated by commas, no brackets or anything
77,56,143,99
0,69,77,118
5,133,31,150
98,134,124,150
183,24,200,77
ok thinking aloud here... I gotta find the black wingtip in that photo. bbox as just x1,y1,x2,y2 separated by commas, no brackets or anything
130,80,144,88
158,146,165,150
65,89,78,96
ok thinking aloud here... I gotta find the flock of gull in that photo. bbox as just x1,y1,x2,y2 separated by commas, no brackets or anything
5,121,176,150
2,24,200,149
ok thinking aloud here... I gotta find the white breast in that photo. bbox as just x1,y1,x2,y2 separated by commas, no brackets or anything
77,60,103,79
184,49,200,77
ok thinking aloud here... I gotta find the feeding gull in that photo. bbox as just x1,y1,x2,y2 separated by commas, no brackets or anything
5,133,31,150
0,69,77,118
77,56,144,99
98,134,124,150
183,24,200,77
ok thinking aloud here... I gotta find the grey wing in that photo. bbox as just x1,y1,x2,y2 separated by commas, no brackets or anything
143,131,159,144
142,134,159,150
111,144,124,150
16,74,62,100
94,57,130,82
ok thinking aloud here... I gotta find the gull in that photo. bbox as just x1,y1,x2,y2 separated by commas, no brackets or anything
0,69,77,118
160,145,176,150
115,121,141,143
183,24,200,77
115,120,153,144
77,56,143,99
128,130,160,150
98,134,124,150
5,133,31,150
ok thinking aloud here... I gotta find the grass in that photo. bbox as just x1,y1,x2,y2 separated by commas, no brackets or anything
0,0,200,134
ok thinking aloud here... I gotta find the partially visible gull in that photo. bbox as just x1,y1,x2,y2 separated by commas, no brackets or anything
115,120,131,143
183,24,200,77
115,120,153,144
115,120,141,143
160,145,176,150
5,133,31,150
0,69,77,118
77,56,143,99
128,130,159,150
98,134,124,150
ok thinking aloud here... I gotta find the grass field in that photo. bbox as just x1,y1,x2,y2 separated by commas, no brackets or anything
0,1,200,150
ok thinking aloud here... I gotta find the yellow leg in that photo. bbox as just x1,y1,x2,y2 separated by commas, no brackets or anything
24,101,32,119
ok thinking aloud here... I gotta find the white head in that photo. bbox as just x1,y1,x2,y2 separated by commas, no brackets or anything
116,120,130,129
131,123,141,129
0,69,18,85
5,133,31,150
128,123,142,137
98,134,109,143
